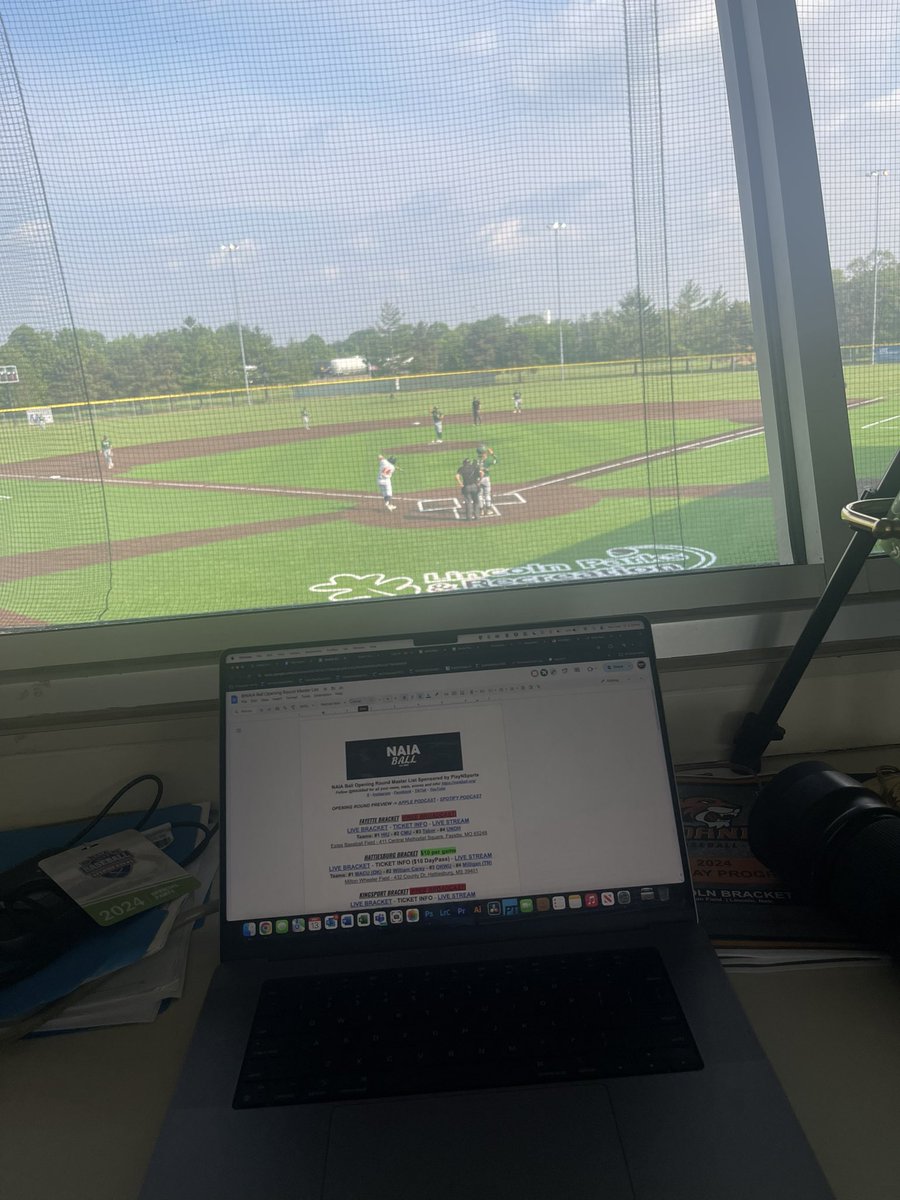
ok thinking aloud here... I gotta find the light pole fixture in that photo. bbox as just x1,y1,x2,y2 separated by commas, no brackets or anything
220,242,253,405
547,222,568,382
868,170,889,367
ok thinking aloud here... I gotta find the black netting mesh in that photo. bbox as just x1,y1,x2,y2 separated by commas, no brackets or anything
0,0,775,629
799,0,900,496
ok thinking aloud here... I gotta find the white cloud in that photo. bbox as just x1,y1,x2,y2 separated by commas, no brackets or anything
478,217,525,253
658,0,719,53
459,29,498,57
9,219,53,245
9,0,890,343
869,88,900,111
155,232,192,250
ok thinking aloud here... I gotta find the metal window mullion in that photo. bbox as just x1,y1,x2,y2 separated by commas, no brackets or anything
716,0,857,570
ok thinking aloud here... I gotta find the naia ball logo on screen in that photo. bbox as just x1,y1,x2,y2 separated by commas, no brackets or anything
345,732,463,780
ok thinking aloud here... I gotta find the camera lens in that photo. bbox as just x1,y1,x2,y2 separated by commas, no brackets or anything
748,761,900,953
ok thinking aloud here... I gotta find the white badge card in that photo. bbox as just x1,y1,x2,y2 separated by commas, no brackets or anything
39,829,200,927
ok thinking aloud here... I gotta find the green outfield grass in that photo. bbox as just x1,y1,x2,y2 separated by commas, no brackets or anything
0,364,895,628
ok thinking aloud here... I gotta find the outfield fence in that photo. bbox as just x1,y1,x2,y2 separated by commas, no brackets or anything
0,351,766,423
841,341,900,365
2,342,898,424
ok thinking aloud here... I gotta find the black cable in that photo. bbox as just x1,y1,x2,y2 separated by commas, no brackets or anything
63,773,164,848
170,820,219,868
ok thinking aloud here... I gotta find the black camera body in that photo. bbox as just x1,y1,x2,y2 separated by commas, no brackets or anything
749,761,900,954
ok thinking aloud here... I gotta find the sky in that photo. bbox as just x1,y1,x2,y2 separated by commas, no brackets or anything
0,0,897,345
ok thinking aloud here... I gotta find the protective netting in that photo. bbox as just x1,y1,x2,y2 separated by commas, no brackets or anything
799,0,900,496
0,0,774,628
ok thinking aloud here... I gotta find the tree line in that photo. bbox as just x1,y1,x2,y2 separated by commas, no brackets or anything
0,274,825,409
831,250,900,349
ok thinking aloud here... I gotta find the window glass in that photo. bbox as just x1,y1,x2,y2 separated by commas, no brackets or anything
0,0,780,631
799,0,900,497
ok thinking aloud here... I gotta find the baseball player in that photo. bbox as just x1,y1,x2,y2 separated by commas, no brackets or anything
377,454,397,511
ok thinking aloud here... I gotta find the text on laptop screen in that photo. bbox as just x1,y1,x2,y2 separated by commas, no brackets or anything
222,621,686,937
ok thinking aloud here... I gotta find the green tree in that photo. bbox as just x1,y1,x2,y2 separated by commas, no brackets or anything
0,275,766,403
407,321,447,373
299,333,330,377
107,333,151,397
669,282,750,356
0,326,57,406
281,338,315,383
596,289,665,360
671,281,708,355
373,300,406,368
240,325,278,388
832,251,900,349
179,317,222,393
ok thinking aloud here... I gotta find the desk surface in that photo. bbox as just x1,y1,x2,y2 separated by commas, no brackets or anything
2,923,899,1200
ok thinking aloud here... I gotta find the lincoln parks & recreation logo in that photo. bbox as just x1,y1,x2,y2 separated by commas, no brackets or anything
309,546,717,600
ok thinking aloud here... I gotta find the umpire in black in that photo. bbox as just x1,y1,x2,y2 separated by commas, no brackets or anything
455,458,481,521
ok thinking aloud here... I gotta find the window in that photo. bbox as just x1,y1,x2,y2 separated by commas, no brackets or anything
0,1,894,678
798,0,900,492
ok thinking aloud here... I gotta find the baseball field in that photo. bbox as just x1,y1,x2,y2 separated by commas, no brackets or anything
0,363,895,629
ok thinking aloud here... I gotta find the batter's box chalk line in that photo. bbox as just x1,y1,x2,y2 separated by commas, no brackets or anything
417,491,524,514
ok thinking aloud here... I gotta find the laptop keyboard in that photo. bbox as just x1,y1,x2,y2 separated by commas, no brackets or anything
234,946,703,1108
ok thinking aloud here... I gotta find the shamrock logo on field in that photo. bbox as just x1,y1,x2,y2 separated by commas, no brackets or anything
309,573,422,601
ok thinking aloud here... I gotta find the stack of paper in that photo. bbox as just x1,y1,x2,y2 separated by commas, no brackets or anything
39,841,218,1032
0,805,217,1037
677,778,891,964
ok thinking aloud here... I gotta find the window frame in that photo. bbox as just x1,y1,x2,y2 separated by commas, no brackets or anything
0,0,897,694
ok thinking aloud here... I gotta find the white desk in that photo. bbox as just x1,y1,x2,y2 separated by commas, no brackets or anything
1,922,899,1200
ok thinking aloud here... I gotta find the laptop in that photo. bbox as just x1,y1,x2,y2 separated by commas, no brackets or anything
141,615,833,1200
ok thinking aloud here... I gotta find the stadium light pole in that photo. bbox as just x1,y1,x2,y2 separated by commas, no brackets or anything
868,170,889,367
220,242,253,405
547,222,567,382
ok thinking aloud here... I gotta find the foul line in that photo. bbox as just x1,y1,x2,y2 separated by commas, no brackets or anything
0,473,376,504
520,426,766,490
863,414,899,429
521,397,880,492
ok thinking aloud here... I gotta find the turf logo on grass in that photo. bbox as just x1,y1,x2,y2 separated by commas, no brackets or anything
422,545,718,591
309,572,422,601
310,546,716,602
584,544,718,574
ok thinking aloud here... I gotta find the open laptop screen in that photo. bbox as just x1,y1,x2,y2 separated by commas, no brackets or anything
220,617,692,959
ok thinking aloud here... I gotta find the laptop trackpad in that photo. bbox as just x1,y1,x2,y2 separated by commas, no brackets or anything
323,1084,633,1199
